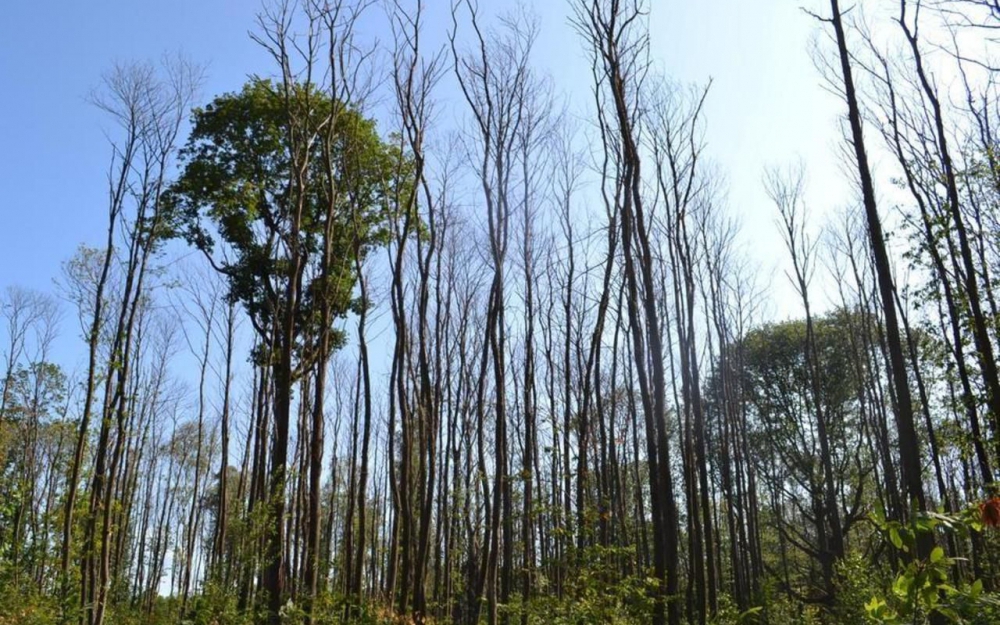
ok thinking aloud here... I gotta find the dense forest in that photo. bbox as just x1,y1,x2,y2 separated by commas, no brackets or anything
5,0,1000,623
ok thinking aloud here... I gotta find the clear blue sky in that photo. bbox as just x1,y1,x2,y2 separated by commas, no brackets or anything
0,0,848,341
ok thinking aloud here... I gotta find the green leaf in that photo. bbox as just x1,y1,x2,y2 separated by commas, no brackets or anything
970,579,983,599
889,527,903,550
893,573,912,599
865,596,884,615
930,546,944,563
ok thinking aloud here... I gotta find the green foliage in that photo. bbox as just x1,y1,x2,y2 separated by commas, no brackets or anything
165,78,406,357
761,596,824,625
181,582,252,625
736,309,862,437
520,545,657,624
834,553,891,625
0,360,70,582
865,508,1000,624
708,595,764,625
0,584,57,625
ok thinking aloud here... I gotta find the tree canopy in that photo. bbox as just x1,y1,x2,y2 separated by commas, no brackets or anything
167,78,403,356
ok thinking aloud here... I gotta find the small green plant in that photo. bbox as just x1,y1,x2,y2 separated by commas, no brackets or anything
865,505,1000,624
708,594,763,625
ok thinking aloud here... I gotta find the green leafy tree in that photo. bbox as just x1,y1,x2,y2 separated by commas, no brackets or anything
166,78,400,353
165,77,407,621
706,308,871,603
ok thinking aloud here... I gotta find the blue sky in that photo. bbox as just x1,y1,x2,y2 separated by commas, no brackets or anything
1,1,267,292
0,0,849,364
